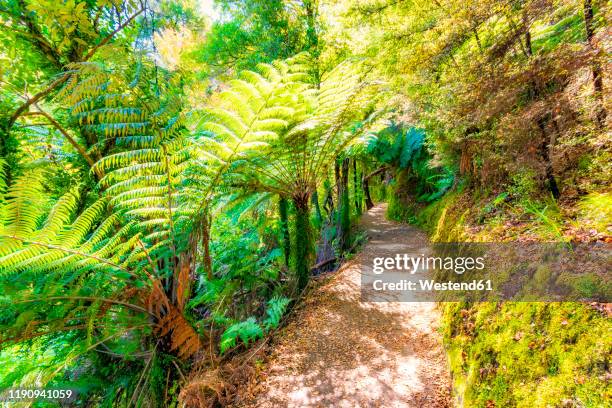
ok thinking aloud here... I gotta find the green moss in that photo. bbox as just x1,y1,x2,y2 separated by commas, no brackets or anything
414,191,611,407
556,272,612,300
443,301,611,407
577,192,612,233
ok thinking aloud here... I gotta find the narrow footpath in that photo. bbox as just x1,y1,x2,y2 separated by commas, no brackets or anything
243,204,451,407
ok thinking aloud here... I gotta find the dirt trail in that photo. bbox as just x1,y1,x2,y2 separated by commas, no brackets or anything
242,204,451,407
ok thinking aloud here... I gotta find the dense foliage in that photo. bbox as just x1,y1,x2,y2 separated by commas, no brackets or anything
0,0,609,406
0,0,382,405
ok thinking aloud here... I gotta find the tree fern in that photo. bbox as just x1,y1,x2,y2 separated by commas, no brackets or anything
227,58,379,199
219,58,380,289
0,59,203,381
187,54,311,204
365,124,454,202
60,60,196,267
0,52,383,402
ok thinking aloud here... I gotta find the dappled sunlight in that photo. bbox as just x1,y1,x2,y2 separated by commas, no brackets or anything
1,0,608,405
244,204,450,407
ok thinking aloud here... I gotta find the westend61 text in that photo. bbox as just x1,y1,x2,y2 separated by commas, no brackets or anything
372,279,493,291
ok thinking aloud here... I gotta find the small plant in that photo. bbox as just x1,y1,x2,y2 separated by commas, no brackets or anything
523,199,566,241
220,318,264,354
262,296,291,330
219,296,290,354
508,169,539,203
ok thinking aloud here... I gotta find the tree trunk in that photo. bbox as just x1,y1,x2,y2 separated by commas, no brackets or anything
340,158,350,251
334,160,342,236
0,128,17,185
202,214,213,280
522,8,533,58
279,197,291,267
311,189,323,226
334,161,341,210
363,176,374,210
583,0,606,126
524,29,533,57
303,0,321,86
292,193,312,292
322,180,334,217
523,16,559,199
353,159,362,214
537,117,560,199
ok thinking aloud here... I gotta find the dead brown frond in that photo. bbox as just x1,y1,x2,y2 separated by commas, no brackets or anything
155,302,202,360
145,278,203,360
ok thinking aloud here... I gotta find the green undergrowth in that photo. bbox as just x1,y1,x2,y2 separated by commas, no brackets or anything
388,188,611,407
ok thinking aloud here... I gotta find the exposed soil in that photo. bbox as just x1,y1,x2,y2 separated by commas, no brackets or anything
238,204,451,407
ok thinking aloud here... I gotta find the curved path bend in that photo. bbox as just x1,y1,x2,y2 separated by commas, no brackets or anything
242,204,451,408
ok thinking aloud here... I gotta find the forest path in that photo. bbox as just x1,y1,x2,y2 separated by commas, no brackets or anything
242,204,451,407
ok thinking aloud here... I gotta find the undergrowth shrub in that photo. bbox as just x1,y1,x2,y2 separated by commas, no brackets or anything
508,169,539,204
219,296,291,354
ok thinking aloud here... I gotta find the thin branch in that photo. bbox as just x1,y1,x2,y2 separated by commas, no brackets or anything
43,323,153,381
12,0,63,68
21,111,96,168
363,165,388,181
6,7,144,132
172,359,187,381
311,257,336,271
7,73,71,131
137,238,158,279
96,347,152,359
16,123,52,127
129,345,157,407
82,7,144,61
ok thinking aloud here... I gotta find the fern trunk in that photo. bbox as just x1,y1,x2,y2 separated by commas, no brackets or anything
340,158,350,251
293,193,312,292
353,159,362,214
202,214,213,280
334,161,342,246
311,190,323,227
583,0,606,126
363,176,374,210
279,196,291,267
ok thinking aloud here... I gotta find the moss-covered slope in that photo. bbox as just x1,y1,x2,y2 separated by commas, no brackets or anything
388,189,611,407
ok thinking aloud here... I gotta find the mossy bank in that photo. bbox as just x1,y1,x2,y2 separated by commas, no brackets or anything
387,187,611,407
